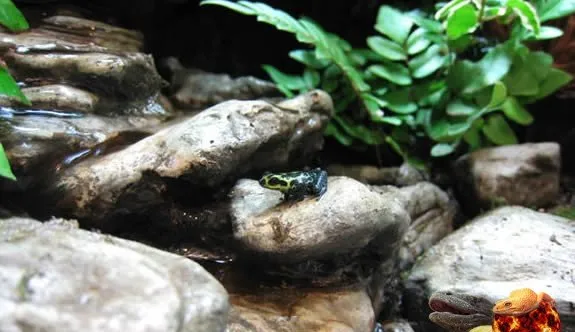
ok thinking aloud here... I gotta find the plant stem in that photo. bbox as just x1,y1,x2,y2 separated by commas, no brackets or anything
477,0,487,23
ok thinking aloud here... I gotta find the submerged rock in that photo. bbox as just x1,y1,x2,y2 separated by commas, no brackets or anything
403,206,575,332
0,217,230,332
453,143,561,212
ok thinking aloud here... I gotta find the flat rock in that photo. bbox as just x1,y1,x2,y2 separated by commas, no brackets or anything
403,206,575,332
0,217,229,332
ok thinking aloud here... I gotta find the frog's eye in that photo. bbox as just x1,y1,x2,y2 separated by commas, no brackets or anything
504,302,512,307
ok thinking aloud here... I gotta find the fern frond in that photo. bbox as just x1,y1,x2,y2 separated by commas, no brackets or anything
201,0,380,117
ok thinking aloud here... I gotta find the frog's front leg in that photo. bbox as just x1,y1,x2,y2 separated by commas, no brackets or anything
284,185,307,202
313,170,328,200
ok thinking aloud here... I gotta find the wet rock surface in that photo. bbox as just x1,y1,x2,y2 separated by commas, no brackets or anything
48,90,332,226
403,206,575,332
0,14,170,186
0,217,229,332
0,16,166,115
453,142,561,212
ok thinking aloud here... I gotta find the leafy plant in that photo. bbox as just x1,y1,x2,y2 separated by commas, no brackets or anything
426,0,574,155
0,0,30,180
201,0,573,163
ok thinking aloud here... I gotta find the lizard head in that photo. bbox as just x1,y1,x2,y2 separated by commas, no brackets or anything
493,288,538,316
428,291,493,332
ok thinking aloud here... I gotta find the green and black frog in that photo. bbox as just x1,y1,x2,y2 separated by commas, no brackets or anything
258,167,328,202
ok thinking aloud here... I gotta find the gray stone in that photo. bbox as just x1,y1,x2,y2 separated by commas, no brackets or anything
230,176,409,263
326,163,428,186
52,90,332,222
453,142,561,211
0,217,229,332
227,287,374,332
162,57,280,110
395,182,457,271
404,206,575,332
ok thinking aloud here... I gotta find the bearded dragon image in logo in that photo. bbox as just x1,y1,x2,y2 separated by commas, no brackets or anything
492,288,561,332
428,288,562,332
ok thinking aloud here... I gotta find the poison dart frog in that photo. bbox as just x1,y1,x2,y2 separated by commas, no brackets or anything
258,168,328,202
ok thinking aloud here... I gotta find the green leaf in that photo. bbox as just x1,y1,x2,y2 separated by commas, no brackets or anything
0,0,29,32
446,99,479,116
486,81,508,109
324,122,353,146
446,60,481,93
385,135,406,157
406,28,432,55
350,48,387,62
427,113,451,141
334,115,385,145
367,63,412,86
376,116,403,126
445,3,479,40
380,88,418,114
501,96,533,125
321,77,339,93
482,114,518,145
507,0,540,35
374,5,414,44
447,34,474,52
288,50,330,69
414,80,448,106
524,26,563,40
431,143,455,156
262,65,305,95
435,0,471,20
463,119,483,149
535,0,575,22
408,11,444,32
201,0,256,14
447,117,473,136
476,43,514,90
203,1,372,102
409,44,447,78
449,44,513,95
530,67,573,100
482,5,507,20
302,68,320,89
367,36,407,61
502,68,539,96
0,143,16,180
525,51,554,81
0,67,30,105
